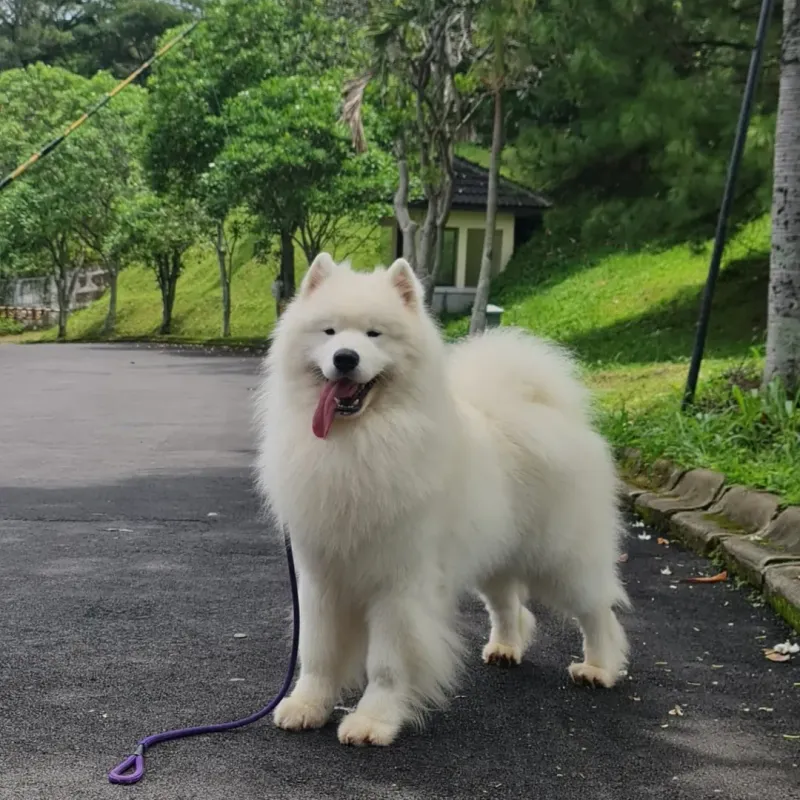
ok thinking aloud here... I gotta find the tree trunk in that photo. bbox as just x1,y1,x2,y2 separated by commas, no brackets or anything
393,140,419,270
57,297,68,341
277,228,296,317
417,201,439,305
470,23,504,336
765,0,800,393
54,262,81,341
215,222,232,338
103,265,118,337
157,250,181,336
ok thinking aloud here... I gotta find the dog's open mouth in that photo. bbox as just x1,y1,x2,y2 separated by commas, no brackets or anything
312,377,377,439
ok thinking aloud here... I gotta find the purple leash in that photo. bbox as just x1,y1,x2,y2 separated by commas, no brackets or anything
108,534,300,785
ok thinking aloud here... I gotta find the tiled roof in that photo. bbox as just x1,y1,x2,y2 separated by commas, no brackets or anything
409,156,552,213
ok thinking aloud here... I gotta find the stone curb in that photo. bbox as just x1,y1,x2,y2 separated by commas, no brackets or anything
617,456,800,633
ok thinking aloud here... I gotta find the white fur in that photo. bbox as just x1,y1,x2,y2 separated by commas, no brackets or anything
255,254,630,746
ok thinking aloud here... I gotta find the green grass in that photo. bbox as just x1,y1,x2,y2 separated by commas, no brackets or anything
603,368,800,504
444,214,770,407
0,317,24,336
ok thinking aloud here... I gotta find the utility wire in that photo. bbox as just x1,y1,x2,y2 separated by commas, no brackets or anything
0,20,201,195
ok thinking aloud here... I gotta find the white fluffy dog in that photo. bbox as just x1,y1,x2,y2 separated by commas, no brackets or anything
254,253,629,747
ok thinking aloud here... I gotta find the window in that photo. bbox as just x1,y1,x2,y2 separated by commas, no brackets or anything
436,228,459,286
465,229,504,288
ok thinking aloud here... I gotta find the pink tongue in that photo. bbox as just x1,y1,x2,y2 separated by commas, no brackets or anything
312,379,360,439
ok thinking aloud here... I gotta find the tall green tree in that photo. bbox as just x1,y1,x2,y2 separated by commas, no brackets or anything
145,0,378,310
213,74,392,310
0,63,145,339
505,0,779,247
764,0,800,393
120,188,204,335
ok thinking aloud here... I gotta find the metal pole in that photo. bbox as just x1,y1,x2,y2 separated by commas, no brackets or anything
681,0,775,411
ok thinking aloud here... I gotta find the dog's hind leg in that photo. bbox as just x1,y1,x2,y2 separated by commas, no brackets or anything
568,606,628,688
479,576,536,667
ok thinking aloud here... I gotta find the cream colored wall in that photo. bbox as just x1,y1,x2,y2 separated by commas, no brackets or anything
388,209,516,288
445,210,515,288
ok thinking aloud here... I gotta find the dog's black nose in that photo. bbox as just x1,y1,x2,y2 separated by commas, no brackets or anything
333,348,360,374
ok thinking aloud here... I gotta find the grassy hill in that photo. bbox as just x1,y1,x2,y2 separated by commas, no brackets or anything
21,226,391,346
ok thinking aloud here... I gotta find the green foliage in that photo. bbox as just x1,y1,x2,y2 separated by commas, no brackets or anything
500,0,779,247
0,316,24,336
0,1,199,77
144,0,355,194
215,74,392,244
602,369,800,504
0,63,145,335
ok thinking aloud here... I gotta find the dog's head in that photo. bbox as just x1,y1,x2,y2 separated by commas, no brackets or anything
271,253,438,439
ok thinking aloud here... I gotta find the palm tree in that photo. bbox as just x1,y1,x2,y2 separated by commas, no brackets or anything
469,0,535,334
341,0,485,306
764,0,800,392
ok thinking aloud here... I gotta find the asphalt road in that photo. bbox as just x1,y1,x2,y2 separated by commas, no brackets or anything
1,343,798,800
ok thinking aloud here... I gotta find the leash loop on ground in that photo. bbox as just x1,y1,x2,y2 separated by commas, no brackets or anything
107,534,299,786
108,745,145,785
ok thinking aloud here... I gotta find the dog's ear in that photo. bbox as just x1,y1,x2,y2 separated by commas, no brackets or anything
300,252,337,296
387,258,423,310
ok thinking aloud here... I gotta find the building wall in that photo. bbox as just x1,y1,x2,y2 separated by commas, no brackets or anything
389,210,516,287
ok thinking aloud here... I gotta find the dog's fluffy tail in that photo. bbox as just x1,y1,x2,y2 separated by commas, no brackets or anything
447,327,591,424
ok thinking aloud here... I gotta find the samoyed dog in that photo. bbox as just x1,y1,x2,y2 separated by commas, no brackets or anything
255,253,629,747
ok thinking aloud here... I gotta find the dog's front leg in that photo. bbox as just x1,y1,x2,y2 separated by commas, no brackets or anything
337,592,421,747
273,573,350,732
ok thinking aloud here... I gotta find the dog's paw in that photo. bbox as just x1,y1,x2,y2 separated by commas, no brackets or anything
337,712,398,746
568,662,617,688
273,696,331,731
482,641,522,667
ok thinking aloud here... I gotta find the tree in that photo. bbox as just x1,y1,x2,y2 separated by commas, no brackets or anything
293,146,395,265
764,0,800,393
343,0,486,306
145,0,361,311
0,1,200,76
213,74,390,311
121,189,203,335
0,63,145,340
505,0,779,248
469,0,533,334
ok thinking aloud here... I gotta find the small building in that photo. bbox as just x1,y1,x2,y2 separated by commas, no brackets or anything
385,156,551,313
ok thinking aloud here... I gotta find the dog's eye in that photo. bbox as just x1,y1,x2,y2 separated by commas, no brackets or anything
366,330,382,338
324,328,336,336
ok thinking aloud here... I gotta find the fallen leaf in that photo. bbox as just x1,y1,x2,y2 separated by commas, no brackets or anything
682,571,727,584
657,537,670,546
764,649,791,663
618,553,629,563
